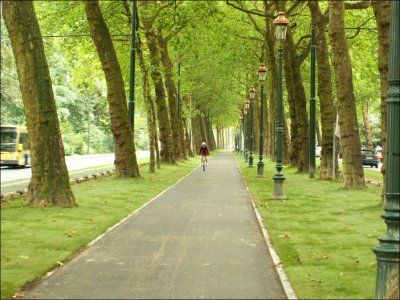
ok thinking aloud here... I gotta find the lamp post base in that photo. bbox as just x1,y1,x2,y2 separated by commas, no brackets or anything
257,161,264,177
248,153,254,167
273,175,287,199
372,246,399,299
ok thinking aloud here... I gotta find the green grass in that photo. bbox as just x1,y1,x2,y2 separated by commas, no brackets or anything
1,158,199,299
236,154,385,299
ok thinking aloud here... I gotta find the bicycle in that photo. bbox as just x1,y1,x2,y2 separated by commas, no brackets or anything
201,155,207,171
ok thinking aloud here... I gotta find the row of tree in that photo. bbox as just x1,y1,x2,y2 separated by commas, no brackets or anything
227,1,389,192
2,1,389,206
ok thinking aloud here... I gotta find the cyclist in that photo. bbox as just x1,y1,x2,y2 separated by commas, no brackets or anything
199,142,209,169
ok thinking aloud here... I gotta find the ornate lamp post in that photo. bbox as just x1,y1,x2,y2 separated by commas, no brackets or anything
373,1,399,299
257,64,267,177
273,11,289,200
309,24,316,178
244,107,249,162
247,94,254,168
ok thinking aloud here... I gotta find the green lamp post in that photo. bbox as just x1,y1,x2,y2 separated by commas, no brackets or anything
128,0,137,130
309,23,316,178
273,11,288,200
247,94,254,168
244,107,249,162
257,64,267,177
372,1,400,299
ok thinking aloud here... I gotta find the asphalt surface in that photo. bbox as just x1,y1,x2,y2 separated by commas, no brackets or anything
22,152,287,299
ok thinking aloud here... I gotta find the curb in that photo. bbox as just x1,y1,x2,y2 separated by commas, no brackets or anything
234,155,298,300
1,163,150,203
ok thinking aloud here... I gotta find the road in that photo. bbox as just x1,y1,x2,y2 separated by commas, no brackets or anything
1,152,149,195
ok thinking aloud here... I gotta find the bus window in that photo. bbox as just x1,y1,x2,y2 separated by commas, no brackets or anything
1,131,17,152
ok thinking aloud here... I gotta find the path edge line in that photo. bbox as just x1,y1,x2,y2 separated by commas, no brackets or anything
42,163,201,281
234,155,298,300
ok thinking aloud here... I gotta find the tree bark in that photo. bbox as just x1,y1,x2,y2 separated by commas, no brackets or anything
284,32,310,172
362,100,373,150
372,0,390,202
328,1,365,188
142,17,175,164
84,1,139,177
308,0,337,180
136,31,156,173
264,2,278,161
3,1,75,207
156,29,184,160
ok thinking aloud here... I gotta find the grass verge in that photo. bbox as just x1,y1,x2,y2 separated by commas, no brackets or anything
236,154,384,299
1,157,199,299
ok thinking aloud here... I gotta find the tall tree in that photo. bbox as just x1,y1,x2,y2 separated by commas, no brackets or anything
284,31,310,172
141,1,175,164
156,28,185,160
84,0,140,177
3,0,75,207
328,1,365,188
308,1,337,180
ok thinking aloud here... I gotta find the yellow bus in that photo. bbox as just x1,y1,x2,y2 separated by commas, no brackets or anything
0,125,31,167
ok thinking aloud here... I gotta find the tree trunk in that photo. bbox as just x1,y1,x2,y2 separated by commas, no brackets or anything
284,32,310,172
156,29,184,160
142,19,175,164
308,0,337,180
84,1,139,177
329,1,365,188
183,118,194,157
264,2,278,161
372,0,390,202
316,121,322,147
3,1,75,207
136,32,156,173
362,100,373,150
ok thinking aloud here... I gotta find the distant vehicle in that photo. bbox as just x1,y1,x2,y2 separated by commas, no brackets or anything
361,149,379,168
1,125,31,167
316,145,321,158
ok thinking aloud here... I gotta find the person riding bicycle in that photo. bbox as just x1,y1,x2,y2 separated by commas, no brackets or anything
199,142,209,166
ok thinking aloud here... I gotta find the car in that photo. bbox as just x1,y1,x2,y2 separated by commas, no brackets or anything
361,150,380,168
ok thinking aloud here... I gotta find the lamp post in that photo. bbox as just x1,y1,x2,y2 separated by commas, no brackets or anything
247,95,254,168
244,108,249,162
373,1,399,298
128,0,137,130
273,11,289,200
309,23,316,178
257,64,267,177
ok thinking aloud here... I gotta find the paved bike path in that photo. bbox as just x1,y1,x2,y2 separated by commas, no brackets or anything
23,152,287,299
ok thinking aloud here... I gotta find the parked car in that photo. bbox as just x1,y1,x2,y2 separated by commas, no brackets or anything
361,150,380,168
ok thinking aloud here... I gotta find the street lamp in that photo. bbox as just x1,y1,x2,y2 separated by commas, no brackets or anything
373,1,399,298
273,11,288,200
257,64,267,177
244,108,249,162
247,95,254,168
309,24,316,178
